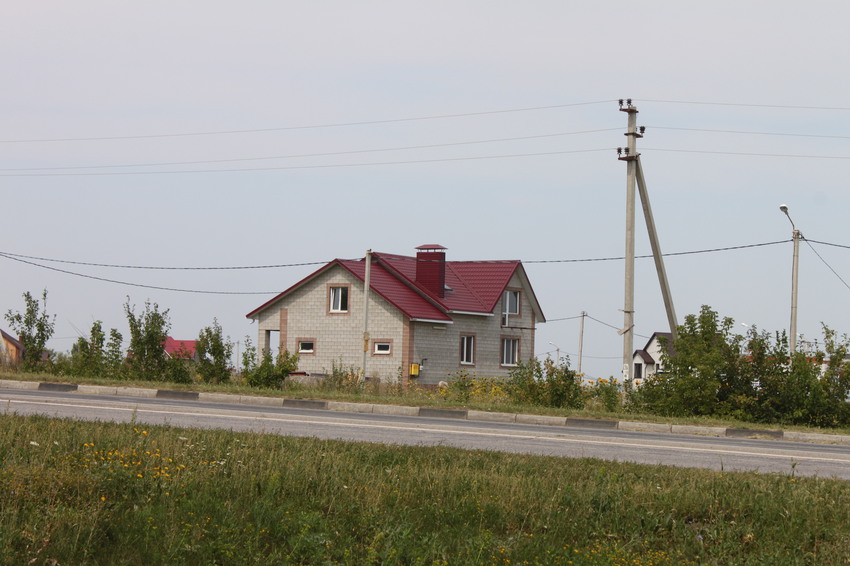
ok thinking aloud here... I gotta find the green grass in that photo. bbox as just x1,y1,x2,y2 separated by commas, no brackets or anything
2,413,850,565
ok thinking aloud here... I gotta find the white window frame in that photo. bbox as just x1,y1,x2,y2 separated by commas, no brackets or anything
501,337,519,367
329,285,349,313
502,290,520,325
373,341,392,355
460,335,475,365
298,340,315,354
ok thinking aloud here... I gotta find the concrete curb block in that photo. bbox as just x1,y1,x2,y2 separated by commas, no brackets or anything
726,428,783,440
618,421,672,433
328,401,375,413
467,410,517,423
198,392,240,404
38,382,78,392
419,407,468,419
240,395,284,407
283,399,328,410
566,417,617,429
156,390,200,401
0,379,39,390
372,404,419,416
78,385,118,396
671,425,726,437
115,387,157,398
784,431,850,445
516,414,567,426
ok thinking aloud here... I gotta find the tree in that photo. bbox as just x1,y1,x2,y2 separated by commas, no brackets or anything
68,321,125,379
635,305,743,416
4,289,55,372
124,299,171,381
196,318,233,384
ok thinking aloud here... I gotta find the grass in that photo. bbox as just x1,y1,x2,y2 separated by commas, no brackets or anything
2,413,850,565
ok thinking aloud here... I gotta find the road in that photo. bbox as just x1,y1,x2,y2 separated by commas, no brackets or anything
4,387,850,480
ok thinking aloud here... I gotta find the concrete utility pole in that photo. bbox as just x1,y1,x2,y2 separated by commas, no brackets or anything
618,99,639,381
578,311,586,374
362,250,372,377
636,159,678,341
780,205,801,354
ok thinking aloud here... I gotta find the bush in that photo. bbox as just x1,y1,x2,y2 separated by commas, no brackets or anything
507,358,583,409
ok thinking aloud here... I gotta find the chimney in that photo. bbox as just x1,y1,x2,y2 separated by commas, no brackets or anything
415,244,447,298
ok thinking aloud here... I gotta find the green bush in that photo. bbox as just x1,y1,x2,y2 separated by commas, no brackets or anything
507,358,583,409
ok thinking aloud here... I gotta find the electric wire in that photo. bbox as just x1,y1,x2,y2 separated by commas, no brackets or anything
804,240,850,292
640,99,850,111
650,126,850,140
0,148,614,177
0,253,280,295
0,128,622,172
0,240,792,271
0,99,616,143
642,148,850,160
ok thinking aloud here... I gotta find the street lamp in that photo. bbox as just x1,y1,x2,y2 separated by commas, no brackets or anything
779,204,801,354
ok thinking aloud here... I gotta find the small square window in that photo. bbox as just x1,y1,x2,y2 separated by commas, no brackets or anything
373,342,392,355
298,340,315,354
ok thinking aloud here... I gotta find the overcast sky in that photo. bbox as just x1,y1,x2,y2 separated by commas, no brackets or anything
3,1,849,378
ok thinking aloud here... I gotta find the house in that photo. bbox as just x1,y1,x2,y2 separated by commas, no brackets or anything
163,337,198,362
632,332,673,381
246,245,545,385
1,329,23,368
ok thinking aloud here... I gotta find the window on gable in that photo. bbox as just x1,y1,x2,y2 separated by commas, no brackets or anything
329,285,349,313
501,337,519,366
460,335,475,365
502,290,520,325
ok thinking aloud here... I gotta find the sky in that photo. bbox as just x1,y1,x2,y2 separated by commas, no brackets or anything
2,1,850,379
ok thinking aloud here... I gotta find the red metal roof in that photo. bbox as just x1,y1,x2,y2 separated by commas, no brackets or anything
164,337,196,358
247,250,543,322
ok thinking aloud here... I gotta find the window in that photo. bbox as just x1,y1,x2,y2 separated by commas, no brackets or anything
501,338,519,366
502,290,520,325
460,335,475,365
329,285,349,313
373,341,392,355
298,340,315,354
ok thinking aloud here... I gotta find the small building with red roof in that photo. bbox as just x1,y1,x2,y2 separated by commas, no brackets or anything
163,337,198,361
246,245,545,384
1,329,23,368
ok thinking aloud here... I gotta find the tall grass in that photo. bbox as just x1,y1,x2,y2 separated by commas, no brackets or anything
2,413,850,564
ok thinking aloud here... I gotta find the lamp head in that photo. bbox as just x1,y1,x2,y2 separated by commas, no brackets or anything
779,204,789,214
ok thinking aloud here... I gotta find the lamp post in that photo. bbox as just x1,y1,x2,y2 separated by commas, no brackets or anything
779,205,801,354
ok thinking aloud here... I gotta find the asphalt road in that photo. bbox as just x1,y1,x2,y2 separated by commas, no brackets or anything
4,387,850,480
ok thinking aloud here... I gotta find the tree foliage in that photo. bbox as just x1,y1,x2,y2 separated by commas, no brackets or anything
240,336,298,388
4,289,55,371
68,321,124,378
631,305,850,427
124,299,171,382
196,318,233,384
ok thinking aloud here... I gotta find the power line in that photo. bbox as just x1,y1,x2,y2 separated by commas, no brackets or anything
0,240,792,272
642,147,850,160
0,99,616,143
0,148,614,177
650,126,850,141
0,253,279,295
805,240,850,293
641,99,850,111
0,128,622,173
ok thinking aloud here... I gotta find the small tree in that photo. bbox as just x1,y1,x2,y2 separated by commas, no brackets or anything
4,289,55,372
507,357,583,409
241,336,298,388
196,318,233,384
124,298,171,381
